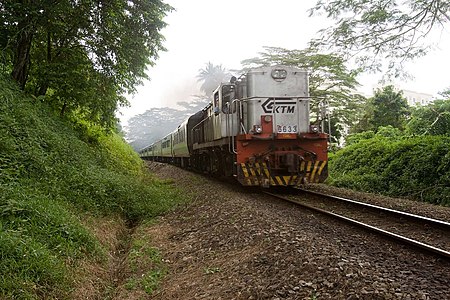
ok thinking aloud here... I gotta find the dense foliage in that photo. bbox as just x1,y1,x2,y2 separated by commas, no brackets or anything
331,92,450,205
329,131,450,206
0,76,184,298
406,99,450,136
1,0,172,128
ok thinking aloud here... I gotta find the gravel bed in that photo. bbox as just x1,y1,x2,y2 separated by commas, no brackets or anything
283,192,450,252
145,162,450,299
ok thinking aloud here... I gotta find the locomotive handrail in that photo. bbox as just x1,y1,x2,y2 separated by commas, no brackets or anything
240,100,247,134
229,99,241,154
191,114,212,132
226,102,231,153
273,97,277,137
191,114,213,145
224,99,240,154
191,115,209,131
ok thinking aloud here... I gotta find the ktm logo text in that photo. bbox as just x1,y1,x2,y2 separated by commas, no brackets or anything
262,98,296,114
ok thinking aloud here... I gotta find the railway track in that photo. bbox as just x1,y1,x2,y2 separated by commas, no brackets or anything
263,188,450,260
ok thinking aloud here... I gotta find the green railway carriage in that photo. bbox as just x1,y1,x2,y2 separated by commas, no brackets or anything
171,119,190,166
160,134,172,158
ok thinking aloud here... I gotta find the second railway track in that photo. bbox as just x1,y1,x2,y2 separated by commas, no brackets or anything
264,188,450,260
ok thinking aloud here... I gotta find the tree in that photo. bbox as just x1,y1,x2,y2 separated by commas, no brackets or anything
176,95,210,112
126,107,185,151
197,62,230,97
406,98,450,136
354,85,410,132
309,0,450,75
439,87,450,99
241,46,366,143
1,0,172,128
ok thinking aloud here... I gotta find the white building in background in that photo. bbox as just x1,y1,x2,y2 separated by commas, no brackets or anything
373,84,435,107
401,89,434,106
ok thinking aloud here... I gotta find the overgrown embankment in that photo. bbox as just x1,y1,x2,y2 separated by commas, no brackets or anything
328,131,450,206
0,76,184,299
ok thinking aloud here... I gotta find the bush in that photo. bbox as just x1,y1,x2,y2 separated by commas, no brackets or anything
329,135,450,206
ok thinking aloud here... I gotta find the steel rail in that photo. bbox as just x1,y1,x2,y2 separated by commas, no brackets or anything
263,191,450,260
296,188,450,228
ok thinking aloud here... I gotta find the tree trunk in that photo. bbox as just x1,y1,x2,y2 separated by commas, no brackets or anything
11,20,34,90
60,102,67,116
37,31,52,96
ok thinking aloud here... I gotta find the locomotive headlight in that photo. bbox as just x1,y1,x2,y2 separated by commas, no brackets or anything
271,68,287,81
253,125,263,134
310,125,319,133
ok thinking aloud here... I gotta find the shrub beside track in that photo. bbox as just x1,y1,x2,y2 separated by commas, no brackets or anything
328,133,450,206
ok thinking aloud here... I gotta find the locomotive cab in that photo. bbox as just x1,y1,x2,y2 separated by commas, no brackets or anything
205,83,240,141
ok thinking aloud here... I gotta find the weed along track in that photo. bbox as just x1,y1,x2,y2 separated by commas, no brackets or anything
95,218,170,300
141,162,450,299
103,220,138,299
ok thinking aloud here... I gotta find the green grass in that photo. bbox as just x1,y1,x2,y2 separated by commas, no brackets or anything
125,234,168,295
0,75,186,298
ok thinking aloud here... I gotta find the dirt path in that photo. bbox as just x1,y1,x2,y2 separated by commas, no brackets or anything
110,162,450,299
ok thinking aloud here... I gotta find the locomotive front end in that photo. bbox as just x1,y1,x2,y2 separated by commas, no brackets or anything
235,66,328,187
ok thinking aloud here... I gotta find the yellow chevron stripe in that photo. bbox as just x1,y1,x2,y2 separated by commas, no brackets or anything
290,175,298,185
300,161,306,171
317,160,327,176
263,163,270,178
249,165,256,176
306,161,312,172
255,163,261,175
275,176,283,185
310,161,320,183
283,176,291,185
241,163,249,177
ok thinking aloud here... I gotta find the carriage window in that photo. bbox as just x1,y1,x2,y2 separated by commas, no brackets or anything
162,140,170,148
222,85,235,113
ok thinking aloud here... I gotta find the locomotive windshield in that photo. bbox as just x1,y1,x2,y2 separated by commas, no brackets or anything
222,84,235,113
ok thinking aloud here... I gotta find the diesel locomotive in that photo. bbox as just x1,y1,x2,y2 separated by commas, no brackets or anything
139,66,328,187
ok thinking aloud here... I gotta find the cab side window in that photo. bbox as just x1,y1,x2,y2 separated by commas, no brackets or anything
222,85,235,113
213,92,220,114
